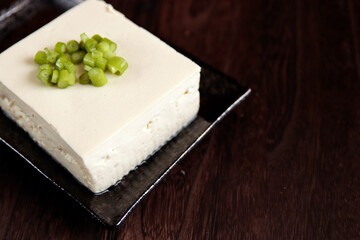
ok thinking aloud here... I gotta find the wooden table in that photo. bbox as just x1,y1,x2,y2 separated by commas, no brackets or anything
1,0,360,239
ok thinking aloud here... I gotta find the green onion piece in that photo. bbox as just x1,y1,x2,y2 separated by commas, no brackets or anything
67,40,79,53
34,34,125,88
107,56,128,75
80,33,89,43
103,50,115,60
91,50,103,59
34,51,48,64
58,69,70,89
96,41,110,53
44,48,59,64
38,63,52,72
95,57,107,71
37,69,52,86
79,72,91,84
79,40,86,50
64,61,76,73
91,34,102,43
55,58,67,70
83,53,95,67
71,50,86,64
57,54,70,62
101,38,117,52
88,68,107,87
55,42,67,54
51,69,59,84
85,39,97,52
84,65,93,71
68,72,76,85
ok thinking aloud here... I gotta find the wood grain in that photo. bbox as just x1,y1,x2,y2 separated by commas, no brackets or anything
1,0,360,239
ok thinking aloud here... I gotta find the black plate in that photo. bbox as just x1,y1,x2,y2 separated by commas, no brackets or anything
0,0,251,227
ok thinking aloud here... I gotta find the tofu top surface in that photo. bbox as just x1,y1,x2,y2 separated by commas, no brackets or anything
0,0,200,156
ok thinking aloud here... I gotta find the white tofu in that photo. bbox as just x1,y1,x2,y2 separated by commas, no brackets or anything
0,0,200,193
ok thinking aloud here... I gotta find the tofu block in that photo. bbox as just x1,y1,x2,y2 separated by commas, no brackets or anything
0,0,200,193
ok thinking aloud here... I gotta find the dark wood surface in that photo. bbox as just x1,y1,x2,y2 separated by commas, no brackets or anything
1,0,360,239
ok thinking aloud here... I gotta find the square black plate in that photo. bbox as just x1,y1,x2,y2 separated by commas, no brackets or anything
0,0,251,227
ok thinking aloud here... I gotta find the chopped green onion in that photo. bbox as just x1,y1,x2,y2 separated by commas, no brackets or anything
103,50,115,60
85,39,97,52
91,50,103,59
55,58,67,70
107,56,128,75
79,40,86,50
92,34,102,43
55,42,67,54
71,50,86,64
83,53,95,67
34,51,48,64
44,48,59,64
96,41,110,53
58,69,70,89
64,61,76,73
79,72,91,84
67,40,79,53
37,69,52,86
80,33,89,43
57,54,70,62
51,69,59,84
34,33,127,88
38,64,52,72
68,72,76,85
101,38,117,52
95,57,107,71
88,68,107,87
84,65,93,71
